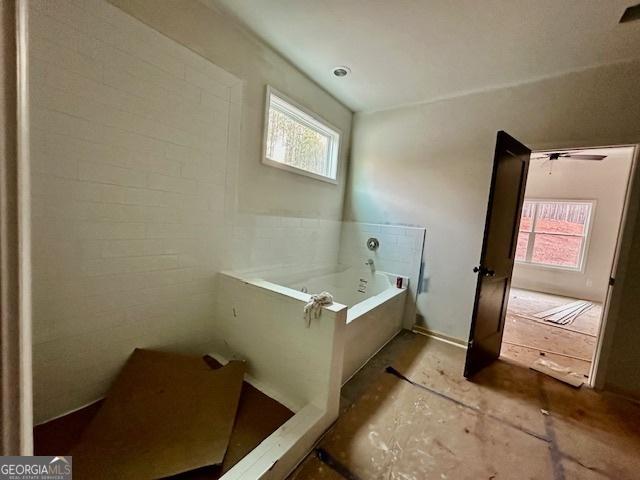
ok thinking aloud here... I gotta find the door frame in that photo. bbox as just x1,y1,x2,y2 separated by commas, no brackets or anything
504,143,638,389
589,144,639,389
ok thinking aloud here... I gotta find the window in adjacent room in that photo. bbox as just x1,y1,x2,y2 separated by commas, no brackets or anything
515,199,594,270
263,86,341,183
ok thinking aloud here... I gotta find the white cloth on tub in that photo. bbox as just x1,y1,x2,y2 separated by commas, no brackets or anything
304,292,334,327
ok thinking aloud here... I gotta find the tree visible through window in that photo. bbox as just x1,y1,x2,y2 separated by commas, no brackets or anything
515,200,593,269
263,88,340,182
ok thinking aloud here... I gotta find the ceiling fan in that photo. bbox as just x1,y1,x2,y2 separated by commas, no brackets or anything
531,151,607,161
532,151,607,175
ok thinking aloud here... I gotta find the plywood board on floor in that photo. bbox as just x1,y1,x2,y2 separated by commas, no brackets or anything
544,377,640,479
386,332,549,438
561,458,611,480
35,353,295,480
293,371,554,479
291,331,640,480
502,314,597,361
202,355,295,475
508,288,602,336
70,349,245,479
502,289,602,376
500,343,591,378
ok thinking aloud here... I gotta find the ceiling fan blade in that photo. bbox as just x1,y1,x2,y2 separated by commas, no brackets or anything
531,156,548,160
564,154,607,160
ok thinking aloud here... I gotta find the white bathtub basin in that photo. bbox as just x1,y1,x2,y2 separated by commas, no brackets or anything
261,265,408,381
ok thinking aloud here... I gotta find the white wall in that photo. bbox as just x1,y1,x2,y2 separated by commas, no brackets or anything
345,59,640,347
511,147,633,302
29,0,351,422
109,0,353,221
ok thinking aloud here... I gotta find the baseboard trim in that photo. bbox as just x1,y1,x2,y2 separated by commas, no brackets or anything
412,326,467,350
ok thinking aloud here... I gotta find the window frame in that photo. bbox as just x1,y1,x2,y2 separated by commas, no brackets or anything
261,86,341,184
516,198,596,272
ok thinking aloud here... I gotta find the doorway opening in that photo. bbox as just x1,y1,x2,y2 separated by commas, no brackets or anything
499,146,636,384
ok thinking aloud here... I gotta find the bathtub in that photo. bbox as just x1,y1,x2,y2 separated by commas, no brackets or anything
215,265,406,478
260,266,408,382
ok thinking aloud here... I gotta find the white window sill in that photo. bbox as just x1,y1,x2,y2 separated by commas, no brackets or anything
514,261,584,273
262,157,338,185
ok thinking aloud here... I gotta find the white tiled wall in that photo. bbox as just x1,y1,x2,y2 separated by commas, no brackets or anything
29,0,242,422
231,214,342,271
29,0,345,423
338,222,426,327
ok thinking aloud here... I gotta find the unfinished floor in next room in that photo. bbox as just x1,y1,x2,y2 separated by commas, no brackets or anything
501,288,602,379
290,331,640,480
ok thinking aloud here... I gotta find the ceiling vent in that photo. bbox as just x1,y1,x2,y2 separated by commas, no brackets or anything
620,3,640,23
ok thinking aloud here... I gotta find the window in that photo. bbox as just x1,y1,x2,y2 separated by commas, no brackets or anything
515,200,594,270
263,87,340,183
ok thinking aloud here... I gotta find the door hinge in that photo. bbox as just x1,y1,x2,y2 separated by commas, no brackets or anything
609,277,616,286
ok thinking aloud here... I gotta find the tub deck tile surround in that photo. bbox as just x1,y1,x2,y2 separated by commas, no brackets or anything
214,272,347,478
339,222,426,328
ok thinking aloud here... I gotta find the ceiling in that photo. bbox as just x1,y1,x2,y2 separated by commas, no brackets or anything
532,146,635,160
205,0,640,112
529,146,635,175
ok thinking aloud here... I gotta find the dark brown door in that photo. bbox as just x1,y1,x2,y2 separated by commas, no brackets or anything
464,131,531,378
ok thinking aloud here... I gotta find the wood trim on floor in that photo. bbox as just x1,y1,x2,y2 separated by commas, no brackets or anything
412,325,467,349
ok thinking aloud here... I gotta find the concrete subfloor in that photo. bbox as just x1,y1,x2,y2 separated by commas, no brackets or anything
502,289,603,378
289,330,640,480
